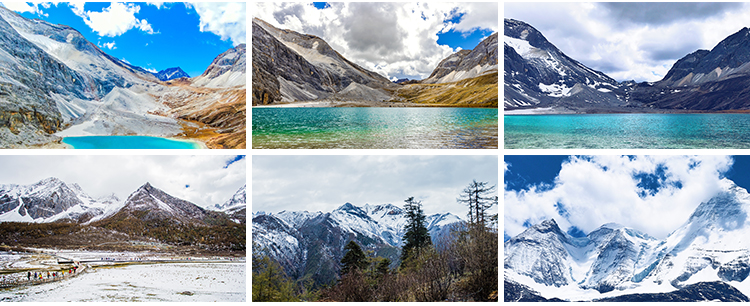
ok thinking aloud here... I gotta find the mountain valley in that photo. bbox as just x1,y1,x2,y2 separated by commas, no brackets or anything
0,7,245,149
252,17,497,107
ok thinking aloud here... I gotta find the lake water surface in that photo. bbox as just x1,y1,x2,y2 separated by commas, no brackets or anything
505,113,750,149
63,136,201,149
253,107,498,149
0,262,245,302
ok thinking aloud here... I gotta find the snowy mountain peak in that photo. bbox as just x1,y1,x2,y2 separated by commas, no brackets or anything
334,202,370,219
154,67,190,81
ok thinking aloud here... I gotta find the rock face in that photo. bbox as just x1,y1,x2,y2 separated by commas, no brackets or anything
505,179,750,301
154,67,190,81
251,18,396,105
503,18,624,111
252,202,462,286
595,281,749,302
192,44,246,88
423,32,498,84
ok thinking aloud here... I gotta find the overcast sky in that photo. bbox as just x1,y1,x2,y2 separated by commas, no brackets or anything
505,2,750,82
253,155,498,217
254,2,498,81
0,155,246,209
503,155,748,240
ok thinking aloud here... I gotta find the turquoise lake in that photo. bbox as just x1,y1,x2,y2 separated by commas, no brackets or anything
252,107,498,149
62,136,202,149
505,113,750,149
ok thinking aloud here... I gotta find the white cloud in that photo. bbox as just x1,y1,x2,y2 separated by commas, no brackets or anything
69,2,155,37
253,2,496,80
504,156,733,239
191,2,246,46
98,41,116,50
506,3,750,82
2,2,39,14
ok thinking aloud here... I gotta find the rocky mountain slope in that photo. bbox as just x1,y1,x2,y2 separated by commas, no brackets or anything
628,27,750,110
253,202,461,285
505,179,750,301
394,33,499,107
0,7,245,148
252,18,396,105
422,32,498,84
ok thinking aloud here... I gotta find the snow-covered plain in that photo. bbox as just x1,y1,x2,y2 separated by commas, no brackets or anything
0,262,245,302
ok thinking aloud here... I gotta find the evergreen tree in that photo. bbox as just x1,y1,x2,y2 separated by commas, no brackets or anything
401,196,432,267
340,240,367,275
456,180,496,227
252,254,299,301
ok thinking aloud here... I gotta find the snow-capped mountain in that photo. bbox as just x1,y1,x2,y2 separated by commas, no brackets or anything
253,202,462,285
212,185,246,223
154,67,190,81
505,179,750,301
0,177,116,223
422,32,498,84
504,18,624,111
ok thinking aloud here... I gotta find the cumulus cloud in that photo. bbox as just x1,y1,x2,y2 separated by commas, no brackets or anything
254,2,496,80
190,2,246,46
69,2,155,37
98,41,116,50
2,2,42,14
505,2,750,82
504,156,733,239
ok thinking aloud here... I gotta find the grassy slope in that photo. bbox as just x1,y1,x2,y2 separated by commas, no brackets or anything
394,72,498,107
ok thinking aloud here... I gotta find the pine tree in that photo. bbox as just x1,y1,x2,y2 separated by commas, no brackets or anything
401,196,432,268
340,240,367,275
456,180,496,227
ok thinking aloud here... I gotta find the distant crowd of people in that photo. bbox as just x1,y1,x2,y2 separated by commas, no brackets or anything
25,266,78,282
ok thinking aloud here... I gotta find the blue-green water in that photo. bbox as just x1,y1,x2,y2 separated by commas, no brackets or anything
252,107,498,149
62,136,202,149
505,113,750,149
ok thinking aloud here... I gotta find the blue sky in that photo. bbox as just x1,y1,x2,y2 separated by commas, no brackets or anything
254,2,497,81
3,2,245,77
505,155,743,240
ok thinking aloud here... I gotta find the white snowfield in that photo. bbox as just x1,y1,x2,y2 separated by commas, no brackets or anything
0,261,245,302
506,179,750,301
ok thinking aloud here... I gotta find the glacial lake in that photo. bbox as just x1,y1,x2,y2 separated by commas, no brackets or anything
62,136,202,149
252,107,498,149
0,262,245,302
505,113,750,149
